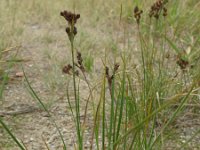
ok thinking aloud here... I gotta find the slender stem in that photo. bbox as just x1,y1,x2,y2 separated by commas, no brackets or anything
108,72,115,149
0,117,25,150
138,25,146,101
70,36,82,149
116,54,126,141
102,73,106,150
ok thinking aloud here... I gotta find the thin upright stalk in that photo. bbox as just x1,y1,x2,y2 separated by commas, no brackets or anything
137,25,146,100
70,39,82,149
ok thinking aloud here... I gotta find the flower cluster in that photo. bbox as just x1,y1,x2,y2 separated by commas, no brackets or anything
106,63,120,91
63,52,86,76
62,64,72,74
76,52,85,72
134,6,143,25
176,57,189,70
149,0,168,19
60,10,80,24
60,10,80,39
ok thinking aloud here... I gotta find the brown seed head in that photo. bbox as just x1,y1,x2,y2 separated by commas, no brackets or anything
60,10,80,24
176,57,189,70
105,66,109,77
77,52,83,65
114,63,120,72
134,6,143,24
149,0,168,19
61,10,80,37
134,6,139,14
66,27,70,34
63,64,72,74
76,52,85,72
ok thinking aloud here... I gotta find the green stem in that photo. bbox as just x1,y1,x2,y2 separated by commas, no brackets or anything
70,36,82,149
138,25,146,103
102,73,106,150
0,117,25,150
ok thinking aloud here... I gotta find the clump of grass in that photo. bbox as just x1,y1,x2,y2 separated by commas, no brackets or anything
50,1,200,149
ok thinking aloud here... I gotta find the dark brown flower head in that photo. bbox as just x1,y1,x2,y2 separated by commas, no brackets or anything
60,10,80,24
63,64,72,74
105,66,109,77
108,75,113,86
73,26,77,35
77,52,83,66
114,63,120,72
76,52,85,72
149,0,168,19
65,27,70,34
61,10,80,39
163,7,167,17
134,6,139,14
134,6,143,24
176,56,189,70
105,64,119,98
154,14,159,19
65,26,77,37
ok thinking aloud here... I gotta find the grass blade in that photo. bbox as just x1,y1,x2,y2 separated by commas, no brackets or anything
164,35,180,54
22,67,67,150
0,117,25,150
179,129,200,149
